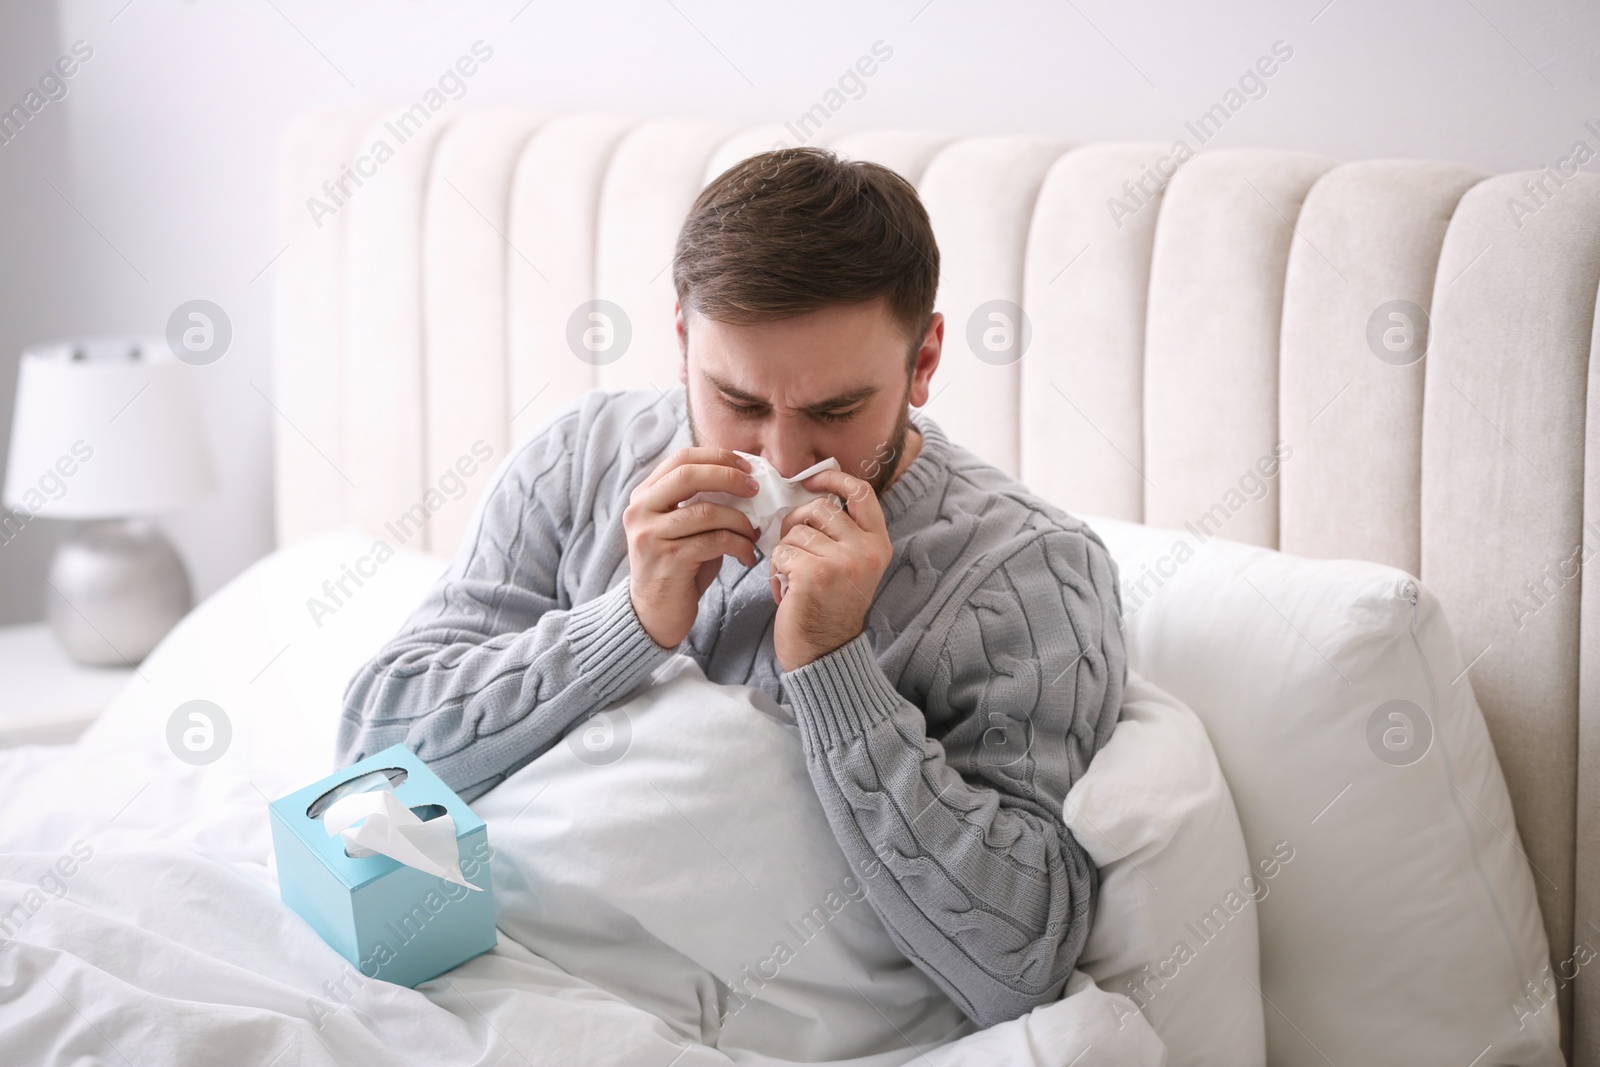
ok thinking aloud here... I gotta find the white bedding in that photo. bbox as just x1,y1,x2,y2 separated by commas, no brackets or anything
0,529,1165,1066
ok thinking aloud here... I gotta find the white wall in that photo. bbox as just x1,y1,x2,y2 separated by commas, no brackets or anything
0,3,92,625
0,0,1593,619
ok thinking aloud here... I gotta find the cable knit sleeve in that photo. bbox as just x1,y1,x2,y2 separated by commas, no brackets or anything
781,524,1126,1028
334,400,674,802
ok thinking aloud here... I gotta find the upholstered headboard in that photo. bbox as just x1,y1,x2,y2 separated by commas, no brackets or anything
272,107,1600,1059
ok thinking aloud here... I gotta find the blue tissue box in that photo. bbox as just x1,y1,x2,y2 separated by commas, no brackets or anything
269,743,497,987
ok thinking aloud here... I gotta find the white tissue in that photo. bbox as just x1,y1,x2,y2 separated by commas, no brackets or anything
684,451,841,556
323,789,482,892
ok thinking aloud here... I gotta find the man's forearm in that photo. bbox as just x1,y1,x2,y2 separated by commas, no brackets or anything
782,634,1098,1028
336,579,672,801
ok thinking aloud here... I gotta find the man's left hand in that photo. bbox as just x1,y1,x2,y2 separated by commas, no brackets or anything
769,468,893,672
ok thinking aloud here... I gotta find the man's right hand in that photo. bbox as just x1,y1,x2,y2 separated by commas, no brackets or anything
623,447,761,648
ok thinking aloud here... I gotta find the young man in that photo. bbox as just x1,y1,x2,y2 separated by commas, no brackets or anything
336,147,1127,1029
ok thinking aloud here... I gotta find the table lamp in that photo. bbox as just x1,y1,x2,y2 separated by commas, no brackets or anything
3,336,217,666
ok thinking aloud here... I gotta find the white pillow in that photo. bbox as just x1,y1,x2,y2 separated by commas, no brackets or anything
18,527,454,867
1066,669,1266,1067
469,654,975,1063
1083,515,1564,1067
78,526,450,796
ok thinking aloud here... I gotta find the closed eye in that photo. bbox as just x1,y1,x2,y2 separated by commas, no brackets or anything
722,396,860,423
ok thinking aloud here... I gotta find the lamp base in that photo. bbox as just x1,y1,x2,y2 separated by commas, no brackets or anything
45,518,193,666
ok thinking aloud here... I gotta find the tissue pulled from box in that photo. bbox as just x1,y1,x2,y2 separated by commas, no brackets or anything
682,451,842,556
323,789,482,892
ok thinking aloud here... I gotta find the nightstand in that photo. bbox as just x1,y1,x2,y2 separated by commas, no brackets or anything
0,622,135,746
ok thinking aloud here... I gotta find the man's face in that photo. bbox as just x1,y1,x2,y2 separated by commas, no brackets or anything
676,296,942,494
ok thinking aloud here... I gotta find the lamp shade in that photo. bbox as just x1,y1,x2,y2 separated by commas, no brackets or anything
4,336,217,518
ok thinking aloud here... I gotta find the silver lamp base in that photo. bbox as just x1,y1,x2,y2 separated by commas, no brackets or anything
45,518,193,666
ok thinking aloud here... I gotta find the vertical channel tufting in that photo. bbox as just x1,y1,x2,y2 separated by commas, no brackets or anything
504,113,639,447
342,111,458,545
422,110,548,554
1021,143,1171,521
594,117,743,398
1278,160,1484,575
916,135,1075,476
271,109,385,546
701,123,856,185
1143,149,1336,548
1423,170,1600,1059
821,128,955,187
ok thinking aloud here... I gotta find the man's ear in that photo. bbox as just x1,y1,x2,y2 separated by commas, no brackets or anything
675,301,689,385
908,311,943,408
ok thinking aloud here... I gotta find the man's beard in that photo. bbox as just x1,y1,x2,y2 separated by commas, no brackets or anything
683,378,912,498
865,393,912,496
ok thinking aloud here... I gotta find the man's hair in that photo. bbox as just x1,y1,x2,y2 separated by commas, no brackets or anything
671,147,939,362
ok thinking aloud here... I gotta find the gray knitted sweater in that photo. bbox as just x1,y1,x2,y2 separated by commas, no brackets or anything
336,385,1127,1029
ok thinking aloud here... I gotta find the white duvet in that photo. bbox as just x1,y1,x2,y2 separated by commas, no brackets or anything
0,530,1163,1066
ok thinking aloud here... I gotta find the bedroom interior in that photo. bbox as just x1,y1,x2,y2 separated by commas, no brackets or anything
1,3,1596,1065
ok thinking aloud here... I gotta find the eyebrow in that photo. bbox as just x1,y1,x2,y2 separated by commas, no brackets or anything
703,371,878,414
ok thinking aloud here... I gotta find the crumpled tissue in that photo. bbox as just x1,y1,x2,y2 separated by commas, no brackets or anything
684,451,841,556
323,788,482,892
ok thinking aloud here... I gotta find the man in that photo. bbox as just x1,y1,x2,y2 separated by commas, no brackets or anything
336,146,1127,1029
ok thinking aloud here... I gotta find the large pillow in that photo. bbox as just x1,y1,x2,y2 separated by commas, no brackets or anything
469,654,976,1063
77,527,450,791
1065,669,1266,1067
1083,514,1563,1067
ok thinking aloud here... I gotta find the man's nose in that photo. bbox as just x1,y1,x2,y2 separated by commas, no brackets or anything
760,417,816,479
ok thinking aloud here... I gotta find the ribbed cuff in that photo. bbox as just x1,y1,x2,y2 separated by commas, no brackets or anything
782,633,903,756
566,580,675,706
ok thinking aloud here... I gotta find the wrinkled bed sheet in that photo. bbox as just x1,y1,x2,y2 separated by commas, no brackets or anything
0,728,1161,1067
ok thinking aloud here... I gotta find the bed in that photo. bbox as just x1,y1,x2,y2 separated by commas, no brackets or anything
2,107,1597,1065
